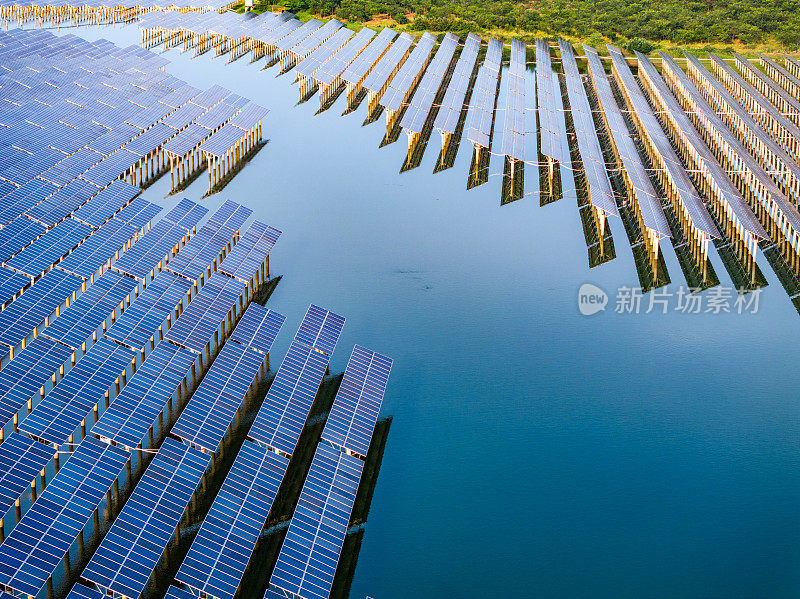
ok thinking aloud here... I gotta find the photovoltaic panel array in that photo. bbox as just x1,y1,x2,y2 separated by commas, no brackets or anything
0,178,58,227
228,102,270,132
115,196,163,230
72,180,142,229
341,27,396,87
312,28,374,86
360,32,413,94
113,212,196,280
400,33,458,133
583,46,670,238
166,220,236,283
0,216,46,264
39,147,103,187
218,220,281,283
294,303,345,356
559,40,618,216
6,218,93,278
501,39,527,161
208,199,252,231
58,218,139,280
434,33,480,135
320,345,392,458
91,341,196,449
82,439,210,599
105,270,194,350
177,440,288,599
199,123,246,158
0,266,30,308
0,432,54,520
465,38,502,148
0,436,128,598
380,31,436,113
20,338,136,447
296,27,353,79
266,444,363,599
536,39,565,164
42,269,137,349
229,302,285,354
274,19,321,53
165,272,245,353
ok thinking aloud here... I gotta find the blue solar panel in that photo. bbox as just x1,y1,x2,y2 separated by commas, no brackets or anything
176,441,288,599
0,436,128,598
0,265,30,308
20,338,136,447
247,337,336,458
165,272,245,354
164,586,196,599
72,180,141,228
115,196,162,230
267,444,363,599
0,178,58,226
92,341,196,449
218,221,281,283
88,124,141,156
0,432,54,519
6,218,93,278
166,221,237,283
207,199,252,231
25,178,98,226
58,218,138,280
39,147,104,187
0,335,73,429
294,304,345,356
229,303,285,355
0,269,83,350
43,269,137,349
106,270,193,350
82,438,210,599
66,583,106,599
0,216,47,263
320,345,391,458
163,198,209,232
113,219,189,280
172,342,267,454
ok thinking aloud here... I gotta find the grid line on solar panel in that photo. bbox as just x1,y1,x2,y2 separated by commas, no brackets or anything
122,122,176,157
162,198,208,232
82,438,210,599
464,38,502,148
266,444,362,599
190,85,233,110
0,432,54,520
171,341,265,453
91,341,196,449
296,27,353,79
291,19,343,59
20,338,136,447
229,303,285,355
6,218,93,278
42,269,137,349
0,335,73,428
113,220,187,280
340,27,395,86
320,345,392,458
536,38,564,164
199,123,246,158
71,180,141,228
228,102,269,132
207,199,252,231
38,147,104,187
80,148,141,189
195,102,240,131
312,27,374,86
176,440,288,599
274,19,321,52
380,32,436,112
166,221,236,283
88,123,141,157
0,436,128,598
165,272,245,353
105,270,193,351
25,178,98,227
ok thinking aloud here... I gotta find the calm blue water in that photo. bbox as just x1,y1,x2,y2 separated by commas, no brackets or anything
44,24,800,598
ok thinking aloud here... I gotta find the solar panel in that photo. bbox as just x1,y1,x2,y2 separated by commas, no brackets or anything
162,102,208,131
0,216,47,264
66,583,106,599
380,32,436,112
163,198,208,232
341,27,395,87
296,28,353,79
114,196,162,230
218,221,281,283
465,38,502,148
195,102,240,131
25,178,97,227
266,444,363,599
208,199,252,231
0,432,54,520
0,266,30,308
38,147,104,187
320,345,392,458
82,438,210,599
72,180,141,228
361,31,413,94
159,84,202,109
400,33,458,133
80,148,141,189
122,122,176,157
164,586,196,599
58,218,139,280
89,123,142,156
165,272,245,353
191,84,232,110
171,341,265,453
176,440,288,599
0,436,128,598
105,271,193,350
434,33,480,135
6,218,93,278
294,303,345,356
229,303,285,354
199,123,245,158
20,338,136,446
166,221,236,283
92,341,196,449
0,269,83,350
0,335,73,429
42,269,137,349
0,178,58,226
113,220,188,280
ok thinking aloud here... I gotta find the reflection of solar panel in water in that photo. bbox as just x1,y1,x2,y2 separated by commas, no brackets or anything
465,38,502,148
321,344,392,458
559,40,617,216
0,436,128,598
72,180,141,228
584,45,670,237
82,438,210,599
92,341,196,449
176,440,288,599
434,33,480,135
267,444,363,599
20,338,136,447
7,218,93,278
400,33,458,133
380,32,436,113
0,432,53,519
361,32,414,93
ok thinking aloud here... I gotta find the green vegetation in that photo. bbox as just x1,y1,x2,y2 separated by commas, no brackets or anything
235,0,800,53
